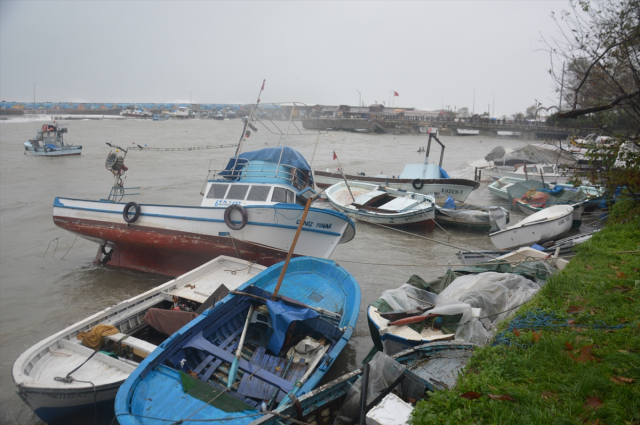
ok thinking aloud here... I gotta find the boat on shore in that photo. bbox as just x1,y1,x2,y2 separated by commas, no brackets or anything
53,146,356,276
114,257,361,425
250,341,475,425
12,256,266,425
325,181,436,231
434,198,509,232
314,132,480,202
489,205,574,250
23,122,82,157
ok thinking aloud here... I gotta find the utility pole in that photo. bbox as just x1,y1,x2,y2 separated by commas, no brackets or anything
190,91,192,104
33,82,36,111
356,90,361,107
559,62,565,111
491,93,495,117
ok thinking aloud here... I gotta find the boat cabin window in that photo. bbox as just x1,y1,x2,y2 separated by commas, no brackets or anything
226,185,250,200
206,184,229,199
272,187,295,203
543,166,554,174
246,185,271,202
525,166,537,173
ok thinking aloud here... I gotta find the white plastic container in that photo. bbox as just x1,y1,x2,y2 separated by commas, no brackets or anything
365,393,413,425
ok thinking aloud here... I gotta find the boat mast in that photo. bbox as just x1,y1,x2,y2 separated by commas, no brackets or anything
234,80,265,157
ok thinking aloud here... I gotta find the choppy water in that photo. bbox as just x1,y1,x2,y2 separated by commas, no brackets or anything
0,116,597,424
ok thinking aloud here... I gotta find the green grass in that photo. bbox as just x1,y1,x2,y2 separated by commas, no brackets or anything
411,211,640,425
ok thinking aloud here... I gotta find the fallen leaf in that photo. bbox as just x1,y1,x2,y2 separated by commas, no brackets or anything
609,264,619,270
460,391,482,400
618,350,629,353
609,376,633,385
625,297,636,302
567,305,584,314
567,319,576,325
583,396,603,410
620,261,628,264
532,331,542,343
605,330,617,333
488,385,498,390
565,341,574,351
614,285,632,293
513,327,521,337
607,274,616,279
619,318,627,323
569,345,599,363
541,391,556,400
590,309,597,315
616,271,627,279
585,265,594,270
487,394,515,401
634,268,639,272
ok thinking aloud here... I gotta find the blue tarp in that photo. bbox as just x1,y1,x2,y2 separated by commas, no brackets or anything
540,186,564,195
220,147,312,182
443,196,455,209
266,299,319,356
438,167,450,179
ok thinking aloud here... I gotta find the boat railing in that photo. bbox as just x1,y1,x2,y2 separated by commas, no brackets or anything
202,159,311,191
105,186,140,203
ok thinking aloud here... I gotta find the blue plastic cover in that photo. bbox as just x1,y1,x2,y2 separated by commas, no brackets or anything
438,167,450,179
220,147,312,182
530,244,546,251
540,186,564,194
443,196,455,209
266,299,319,356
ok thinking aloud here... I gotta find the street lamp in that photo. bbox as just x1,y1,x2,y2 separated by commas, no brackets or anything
33,82,37,111
356,90,361,107
440,96,443,111
490,93,495,117
472,89,475,115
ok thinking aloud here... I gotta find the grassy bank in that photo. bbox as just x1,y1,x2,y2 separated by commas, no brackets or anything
411,212,640,425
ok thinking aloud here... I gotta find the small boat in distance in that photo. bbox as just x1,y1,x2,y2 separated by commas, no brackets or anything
115,257,361,425
12,256,266,425
325,181,436,231
23,122,82,157
314,132,480,202
120,106,153,118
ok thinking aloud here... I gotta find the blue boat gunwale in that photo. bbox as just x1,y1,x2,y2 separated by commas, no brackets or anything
115,257,360,425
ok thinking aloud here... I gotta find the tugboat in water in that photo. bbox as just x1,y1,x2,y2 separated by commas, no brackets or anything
23,121,82,157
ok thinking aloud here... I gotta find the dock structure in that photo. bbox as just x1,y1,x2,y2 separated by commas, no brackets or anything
301,117,599,141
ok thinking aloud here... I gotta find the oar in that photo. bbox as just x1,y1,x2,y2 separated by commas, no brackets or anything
227,304,254,388
388,313,439,327
270,189,325,301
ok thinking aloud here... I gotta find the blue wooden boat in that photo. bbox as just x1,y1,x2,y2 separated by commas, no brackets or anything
249,341,475,425
115,257,361,425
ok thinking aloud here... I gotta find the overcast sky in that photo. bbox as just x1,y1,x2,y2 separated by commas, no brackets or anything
1,1,568,116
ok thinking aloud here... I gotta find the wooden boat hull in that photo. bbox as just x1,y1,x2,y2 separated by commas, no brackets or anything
53,197,355,277
489,205,574,250
115,257,361,425
23,141,82,157
250,341,475,425
12,257,266,425
325,181,436,231
314,171,479,202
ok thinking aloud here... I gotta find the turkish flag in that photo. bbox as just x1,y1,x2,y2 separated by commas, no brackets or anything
333,151,337,160
394,91,399,96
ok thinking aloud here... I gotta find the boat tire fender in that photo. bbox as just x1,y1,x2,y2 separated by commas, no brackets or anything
123,202,141,223
412,179,424,190
224,204,248,230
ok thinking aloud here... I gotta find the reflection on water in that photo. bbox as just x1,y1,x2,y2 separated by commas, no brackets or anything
0,117,594,424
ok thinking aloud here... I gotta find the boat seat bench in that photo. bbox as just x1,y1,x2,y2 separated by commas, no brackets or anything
105,333,158,359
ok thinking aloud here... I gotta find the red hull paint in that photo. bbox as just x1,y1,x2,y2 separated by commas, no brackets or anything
380,218,435,232
54,216,294,277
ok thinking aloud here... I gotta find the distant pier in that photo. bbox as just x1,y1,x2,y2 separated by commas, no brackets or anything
301,117,600,140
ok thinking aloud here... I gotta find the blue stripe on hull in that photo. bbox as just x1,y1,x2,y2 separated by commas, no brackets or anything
34,398,115,425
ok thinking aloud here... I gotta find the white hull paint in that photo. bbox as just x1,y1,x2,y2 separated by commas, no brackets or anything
489,205,574,250
12,257,266,424
53,197,355,259
314,172,477,202
23,142,82,157
325,181,435,228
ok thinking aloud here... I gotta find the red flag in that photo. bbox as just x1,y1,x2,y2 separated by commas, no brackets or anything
394,91,399,96
261,80,265,90
333,151,337,160
428,127,432,133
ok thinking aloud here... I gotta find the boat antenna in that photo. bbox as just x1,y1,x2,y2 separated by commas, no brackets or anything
234,79,265,157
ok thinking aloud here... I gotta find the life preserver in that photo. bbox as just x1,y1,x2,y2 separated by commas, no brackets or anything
224,204,248,230
412,179,424,190
123,202,141,223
